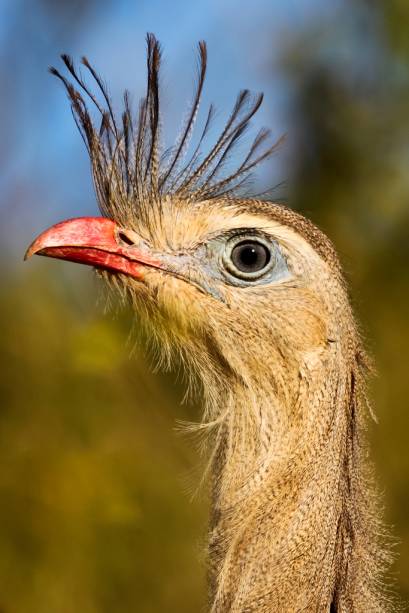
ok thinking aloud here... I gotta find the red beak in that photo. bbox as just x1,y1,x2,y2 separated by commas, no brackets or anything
24,217,161,279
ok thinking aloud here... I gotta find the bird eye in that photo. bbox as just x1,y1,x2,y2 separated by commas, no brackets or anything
231,241,270,272
223,235,275,281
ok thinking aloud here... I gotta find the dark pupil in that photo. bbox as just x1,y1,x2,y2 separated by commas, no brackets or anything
231,241,270,273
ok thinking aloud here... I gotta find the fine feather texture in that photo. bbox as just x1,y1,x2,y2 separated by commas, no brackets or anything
49,35,398,612
96,199,395,613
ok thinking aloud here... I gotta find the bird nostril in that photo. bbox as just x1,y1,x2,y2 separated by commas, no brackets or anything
118,231,135,247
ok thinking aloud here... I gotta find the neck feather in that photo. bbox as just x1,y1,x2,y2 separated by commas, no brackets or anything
203,345,391,613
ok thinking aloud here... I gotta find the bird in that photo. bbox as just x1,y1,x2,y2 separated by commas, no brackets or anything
25,34,394,612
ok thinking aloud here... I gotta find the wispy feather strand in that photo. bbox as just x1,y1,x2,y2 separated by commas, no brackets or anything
49,33,284,226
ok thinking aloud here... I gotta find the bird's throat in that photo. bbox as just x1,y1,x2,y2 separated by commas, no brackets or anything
206,356,389,613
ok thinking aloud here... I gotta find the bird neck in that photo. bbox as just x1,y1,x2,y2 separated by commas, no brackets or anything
206,346,389,613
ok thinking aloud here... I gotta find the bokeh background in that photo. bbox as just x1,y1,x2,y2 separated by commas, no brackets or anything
1,1,408,611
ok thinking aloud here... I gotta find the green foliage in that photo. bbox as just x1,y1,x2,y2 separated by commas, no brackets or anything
0,268,207,612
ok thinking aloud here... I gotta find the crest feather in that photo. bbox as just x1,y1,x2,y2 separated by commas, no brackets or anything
49,33,284,225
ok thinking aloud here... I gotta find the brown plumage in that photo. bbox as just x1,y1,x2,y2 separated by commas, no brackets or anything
26,34,395,612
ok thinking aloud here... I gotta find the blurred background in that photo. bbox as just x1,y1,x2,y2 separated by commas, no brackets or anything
1,0,408,611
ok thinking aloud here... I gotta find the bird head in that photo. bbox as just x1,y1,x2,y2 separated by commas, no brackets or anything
25,35,363,432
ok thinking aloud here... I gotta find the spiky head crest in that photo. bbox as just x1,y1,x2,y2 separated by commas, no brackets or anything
50,33,284,230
